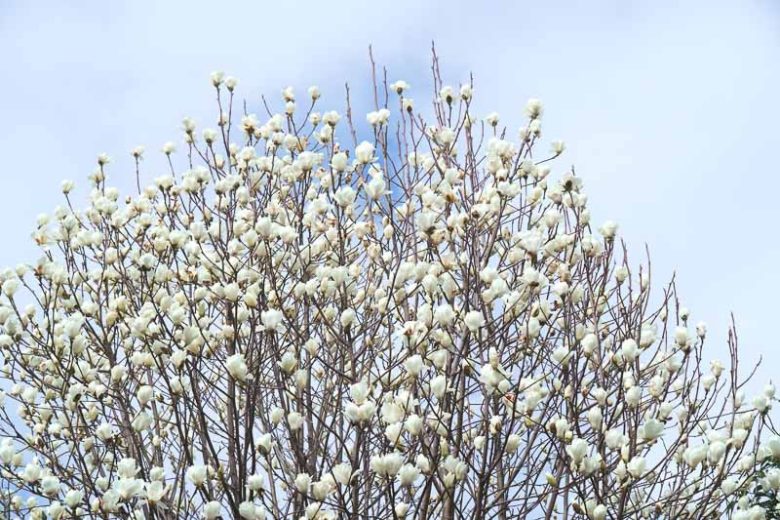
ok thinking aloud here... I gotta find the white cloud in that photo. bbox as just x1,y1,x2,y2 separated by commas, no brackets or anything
1,0,778,379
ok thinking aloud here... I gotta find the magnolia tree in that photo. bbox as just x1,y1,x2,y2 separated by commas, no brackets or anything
0,58,778,520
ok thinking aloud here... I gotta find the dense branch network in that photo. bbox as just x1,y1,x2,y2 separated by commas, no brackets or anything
0,62,778,519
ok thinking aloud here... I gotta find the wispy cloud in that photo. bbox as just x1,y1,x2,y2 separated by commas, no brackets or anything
1,0,778,379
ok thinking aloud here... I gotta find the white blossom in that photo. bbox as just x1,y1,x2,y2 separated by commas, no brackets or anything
0,63,771,520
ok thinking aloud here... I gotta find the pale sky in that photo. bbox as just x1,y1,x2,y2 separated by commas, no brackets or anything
1,0,779,383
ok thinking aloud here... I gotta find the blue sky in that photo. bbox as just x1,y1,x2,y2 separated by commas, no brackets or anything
1,0,779,383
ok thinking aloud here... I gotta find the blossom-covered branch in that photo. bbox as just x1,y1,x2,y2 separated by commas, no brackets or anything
0,57,777,519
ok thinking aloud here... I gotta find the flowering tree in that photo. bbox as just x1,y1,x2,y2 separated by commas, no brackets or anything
0,57,778,519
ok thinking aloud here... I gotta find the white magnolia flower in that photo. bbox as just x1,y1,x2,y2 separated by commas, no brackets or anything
226,354,249,382
239,502,258,520
684,445,708,468
330,463,353,486
566,438,589,463
404,355,424,377
753,395,770,413
590,504,608,520
40,475,60,497
62,489,82,507
247,474,265,492
294,473,311,494
355,141,375,164
204,501,222,519
334,186,357,207
390,80,410,94
524,98,543,119
187,465,208,487
146,481,166,503
599,220,618,239
261,309,283,331
641,419,664,442
288,411,304,430
464,310,486,332
627,456,646,478
365,173,387,200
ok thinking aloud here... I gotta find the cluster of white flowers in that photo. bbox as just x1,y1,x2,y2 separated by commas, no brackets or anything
0,66,777,519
